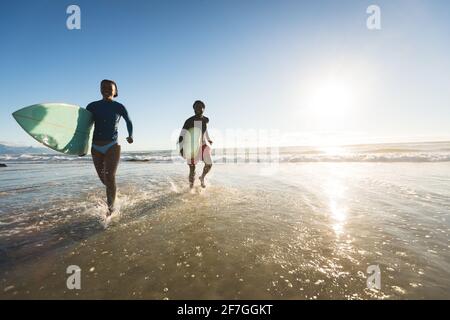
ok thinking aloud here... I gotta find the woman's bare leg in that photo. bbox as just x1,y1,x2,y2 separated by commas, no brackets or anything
103,144,121,214
91,148,106,185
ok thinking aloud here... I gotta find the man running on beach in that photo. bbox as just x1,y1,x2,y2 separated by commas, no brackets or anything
178,100,213,188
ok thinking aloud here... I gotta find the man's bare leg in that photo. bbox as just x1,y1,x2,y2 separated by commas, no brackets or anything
189,164,196,188
199,164,212,188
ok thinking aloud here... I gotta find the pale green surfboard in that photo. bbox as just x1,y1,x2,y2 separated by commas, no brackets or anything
181,127,203,160
12,103,94,156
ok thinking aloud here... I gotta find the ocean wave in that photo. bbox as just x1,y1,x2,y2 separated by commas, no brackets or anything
0,154,85,162
122,155,176,163
365,148,421,153
282,153,450,163
2,154,450,163
2,149,450,163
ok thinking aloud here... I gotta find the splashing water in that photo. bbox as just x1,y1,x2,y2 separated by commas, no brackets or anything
0,158,449,299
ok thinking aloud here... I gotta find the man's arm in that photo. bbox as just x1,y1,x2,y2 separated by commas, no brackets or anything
204,118,212,144
204,128,213,145
178,120,189,144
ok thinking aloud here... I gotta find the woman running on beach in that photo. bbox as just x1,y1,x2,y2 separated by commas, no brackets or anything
86,79,133,215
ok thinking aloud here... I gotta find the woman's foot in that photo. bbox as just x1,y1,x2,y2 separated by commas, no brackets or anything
107,206,115,217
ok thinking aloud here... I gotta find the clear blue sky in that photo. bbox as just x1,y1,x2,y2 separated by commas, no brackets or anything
1,0,449,150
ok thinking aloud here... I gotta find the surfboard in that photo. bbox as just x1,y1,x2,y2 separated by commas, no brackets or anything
180,126,203,160
12,103,94,156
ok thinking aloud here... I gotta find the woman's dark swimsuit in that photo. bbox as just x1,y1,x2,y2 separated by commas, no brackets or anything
86,99,133,152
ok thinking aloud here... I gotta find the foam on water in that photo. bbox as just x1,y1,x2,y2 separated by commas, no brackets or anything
86,196,120,229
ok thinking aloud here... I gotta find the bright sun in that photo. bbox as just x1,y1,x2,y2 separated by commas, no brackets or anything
294,63,374,146
299,75,360,135
307,79,355,118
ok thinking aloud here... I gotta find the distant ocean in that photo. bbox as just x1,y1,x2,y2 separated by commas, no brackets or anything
2,141,450,164
1,141,449,299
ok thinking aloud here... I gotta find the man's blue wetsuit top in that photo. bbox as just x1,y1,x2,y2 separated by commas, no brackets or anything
86,100,133,141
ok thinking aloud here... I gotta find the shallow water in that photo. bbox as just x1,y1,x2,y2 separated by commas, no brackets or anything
0,160,449,299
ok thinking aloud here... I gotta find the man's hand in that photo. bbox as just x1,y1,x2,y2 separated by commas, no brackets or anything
127,137,134,144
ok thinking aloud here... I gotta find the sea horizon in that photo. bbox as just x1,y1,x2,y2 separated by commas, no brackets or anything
1,140,450,165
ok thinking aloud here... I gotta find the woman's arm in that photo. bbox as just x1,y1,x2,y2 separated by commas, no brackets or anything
120,104,133,143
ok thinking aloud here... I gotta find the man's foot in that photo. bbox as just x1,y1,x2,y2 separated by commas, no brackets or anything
189,181,194,189
199,175,206,188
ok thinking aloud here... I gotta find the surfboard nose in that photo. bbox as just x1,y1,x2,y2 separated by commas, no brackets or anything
12,110,18,118
12,106,28,120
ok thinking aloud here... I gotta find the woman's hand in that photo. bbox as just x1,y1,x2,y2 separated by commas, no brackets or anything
127,137,134,144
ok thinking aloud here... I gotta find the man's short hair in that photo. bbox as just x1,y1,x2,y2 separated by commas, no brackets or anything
193,100,205,109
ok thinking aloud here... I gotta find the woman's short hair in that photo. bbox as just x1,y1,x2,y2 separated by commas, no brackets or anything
101,79,118,97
